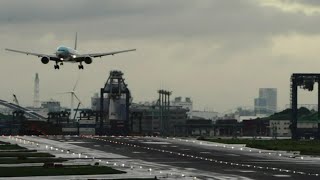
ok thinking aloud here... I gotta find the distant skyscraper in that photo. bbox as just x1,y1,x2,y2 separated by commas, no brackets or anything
254,88,277,115
33,73,40,108
254,98,267,114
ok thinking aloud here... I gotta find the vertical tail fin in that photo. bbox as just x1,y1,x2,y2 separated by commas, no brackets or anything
74,32,78,50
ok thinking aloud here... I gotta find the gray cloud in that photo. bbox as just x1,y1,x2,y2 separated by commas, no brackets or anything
281,0,320,6
1,0,320,112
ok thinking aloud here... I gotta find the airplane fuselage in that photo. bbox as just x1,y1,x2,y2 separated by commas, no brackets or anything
55,46,79,62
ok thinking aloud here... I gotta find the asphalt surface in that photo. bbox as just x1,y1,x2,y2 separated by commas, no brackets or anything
46,136,320,180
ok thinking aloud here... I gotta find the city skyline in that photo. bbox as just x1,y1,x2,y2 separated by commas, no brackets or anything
1,1,320,112
255,88,277,115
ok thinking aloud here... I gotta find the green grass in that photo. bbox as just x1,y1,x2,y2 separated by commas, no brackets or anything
0,152,54,157
0,165,125,177
0,157,67,164
0,144,27,150
201,138,320,155
0,141,10,145
117,179,157,180
0,149,36,153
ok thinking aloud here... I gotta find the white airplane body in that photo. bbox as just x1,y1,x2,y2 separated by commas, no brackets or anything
5,34,136,69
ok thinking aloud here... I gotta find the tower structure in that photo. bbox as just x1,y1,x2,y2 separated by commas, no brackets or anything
33,73,40,108
100,70,131,135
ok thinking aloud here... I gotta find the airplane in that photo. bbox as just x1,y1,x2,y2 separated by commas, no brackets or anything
5,33,136,69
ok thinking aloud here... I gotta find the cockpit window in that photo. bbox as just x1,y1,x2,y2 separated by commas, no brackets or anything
57,46,68,52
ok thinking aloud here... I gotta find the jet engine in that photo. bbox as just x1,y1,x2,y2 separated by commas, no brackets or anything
41,57,49,64
84,56,92,64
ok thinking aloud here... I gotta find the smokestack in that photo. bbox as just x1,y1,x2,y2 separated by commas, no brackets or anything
33,73,40,108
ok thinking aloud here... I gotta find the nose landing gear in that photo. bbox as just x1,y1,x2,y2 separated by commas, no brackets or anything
54,61,60,69
78,62,84,69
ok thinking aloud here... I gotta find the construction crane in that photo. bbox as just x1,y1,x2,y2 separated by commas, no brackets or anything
73,102,81,120
13,94,19,106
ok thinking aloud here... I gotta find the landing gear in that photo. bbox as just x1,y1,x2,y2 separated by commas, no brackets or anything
78,63,84,69
54,61,60,69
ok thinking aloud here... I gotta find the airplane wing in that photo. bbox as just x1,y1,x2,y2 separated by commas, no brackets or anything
83,49,136,58
5,48,58,60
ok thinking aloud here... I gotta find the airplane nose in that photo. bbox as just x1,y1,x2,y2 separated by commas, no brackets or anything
56,51,64,58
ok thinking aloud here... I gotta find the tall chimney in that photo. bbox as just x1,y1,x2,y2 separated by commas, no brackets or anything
33,73,40,108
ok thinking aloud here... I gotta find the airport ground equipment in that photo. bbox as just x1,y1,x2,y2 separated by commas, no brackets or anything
290,73,320,139
100,70,131,135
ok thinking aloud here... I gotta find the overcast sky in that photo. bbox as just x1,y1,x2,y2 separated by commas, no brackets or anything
1,0,320,112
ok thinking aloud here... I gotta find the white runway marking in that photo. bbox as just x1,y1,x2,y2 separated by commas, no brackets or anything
66,141,91,144
239,170,255,173
142,142,171,145
227,154,240,156
273,174,291,177
200,151,211,154
185,168,197,170
132,151,146,154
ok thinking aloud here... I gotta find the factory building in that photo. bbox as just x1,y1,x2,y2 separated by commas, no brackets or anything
189,110,219,120
242,119,270,137
213,119,241,136
130,104,188,136
41,100,61,112
269,120,291,137
91,93,109,111
172,97,193,111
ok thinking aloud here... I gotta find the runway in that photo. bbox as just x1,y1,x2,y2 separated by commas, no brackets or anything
43,135,320,180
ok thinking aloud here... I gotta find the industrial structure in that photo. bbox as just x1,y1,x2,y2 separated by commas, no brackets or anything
6,70,320,139
157,89,172,135
33,73,40,108
290,73,320,139
100,70,131,135
172,97,192,111
130,103,188,136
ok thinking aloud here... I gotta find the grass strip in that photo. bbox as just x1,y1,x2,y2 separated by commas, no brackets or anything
0,165,125,177
0,149,37,153
0,157,67,164
117,179,157,180
0,152,54,157
0,144,27,150
201,138,320,155
0,141,10,145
